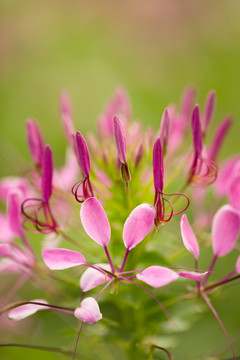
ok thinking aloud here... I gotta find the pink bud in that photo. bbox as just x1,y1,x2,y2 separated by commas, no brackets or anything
228,175,240,210
26,119,45,166
160,108,170,152
80,197,111,247
203,90,215,132
136,266,179,288
41,145,53,203
113,116,127,164
180,214,199,260
212,205,240,257
123,204,155,250
153,138,164,193
75,132,90,177
74,297,102,324
208,117,233,161
191,105,202,156
181,86,196,120
42,248,86,270
235,256,240,273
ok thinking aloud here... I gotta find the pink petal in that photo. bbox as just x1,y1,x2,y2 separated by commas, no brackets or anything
42,248,86,270
0,213,13,242
0,258,22,273
235,256,240,273
208,117,233,161
180,214,199,260
228,175,240,210
80,197,111,247
8,191,23,238
74,297,102,324
41,145,53,203
137,266,178,288
113,116,127,164
123,204,155,250
178,271,208,281
0,243,11,257
212,205,240,257
80,263,111,292
8,299,48,320
0,177,30,201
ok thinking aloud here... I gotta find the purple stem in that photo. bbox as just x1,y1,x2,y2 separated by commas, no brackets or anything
202,292,236,360
195,259,201,295
119,276,173,323
205,273,240,293
104,245,115,273
95,279,114,300
84,263,109,276
120,248,130,272
202,254,218,287
72,322,84,360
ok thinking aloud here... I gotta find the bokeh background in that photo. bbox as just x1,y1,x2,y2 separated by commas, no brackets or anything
0,1,240,359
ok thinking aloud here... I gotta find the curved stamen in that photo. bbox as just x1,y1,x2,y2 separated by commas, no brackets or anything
71,177,94,203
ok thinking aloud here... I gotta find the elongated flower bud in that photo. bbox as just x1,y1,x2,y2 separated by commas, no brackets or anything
208,117,233,161
160,108,170,156
191,105,203,156
203,90,215,132
26,119,45,167
75,132,90,177
181,86,195,120
41,145,53,203
153,138,164,193
113,116,127,164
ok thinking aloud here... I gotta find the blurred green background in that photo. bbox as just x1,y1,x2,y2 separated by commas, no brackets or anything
0,1,240,359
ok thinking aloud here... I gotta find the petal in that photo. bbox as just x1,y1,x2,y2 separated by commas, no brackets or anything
212,205,240,257
74,297,102,324
228,175,240,210
153,138,164,192
180,214,199,260
0,177,29,201
178,271,208,281
8,190,23,238
42,248,86,270
191,105,202,156
41,145,53,203
0,243,12,257
215,156,240,196
136,266,179,288
235,255,240,273
8,299,48,321
80,197,111,247
123,204,155,250
80,263,111,292
0,213,13,242
113,116,127,164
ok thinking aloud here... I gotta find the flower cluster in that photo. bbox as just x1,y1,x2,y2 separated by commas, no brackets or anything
0,87,239,360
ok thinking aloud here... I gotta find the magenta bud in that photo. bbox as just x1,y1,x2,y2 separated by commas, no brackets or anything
191,105,203,156
203,90,215,132
113,116,127,164
153,138,164,193
160,108,170,156
8,191,23,238
208,117,233,161
41,145,53,203
134,143,144,168
75,132,90,177
26,119,45,166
